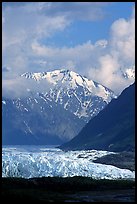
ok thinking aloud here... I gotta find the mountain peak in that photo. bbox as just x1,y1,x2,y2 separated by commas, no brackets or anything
21,69,116,103
20,69,117,122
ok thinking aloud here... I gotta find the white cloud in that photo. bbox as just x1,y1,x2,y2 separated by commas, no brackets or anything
35,2,109,21
88,7,135,93
110,16,135,64
2,77,51,99
2,3,135,98
2,3,70,75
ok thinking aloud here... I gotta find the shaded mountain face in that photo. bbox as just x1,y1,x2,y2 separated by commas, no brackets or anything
60,83,135,152
2,69,116,145
2,97,84,145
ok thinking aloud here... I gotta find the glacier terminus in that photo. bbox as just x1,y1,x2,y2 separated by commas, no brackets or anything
2,146,135,180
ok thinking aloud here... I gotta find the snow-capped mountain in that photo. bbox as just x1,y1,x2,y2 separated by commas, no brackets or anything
21,69,116,121
2,69,116,145
123,67,135,79
120,65,135,80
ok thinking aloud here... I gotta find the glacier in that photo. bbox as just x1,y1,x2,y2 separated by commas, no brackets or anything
2,146,135,179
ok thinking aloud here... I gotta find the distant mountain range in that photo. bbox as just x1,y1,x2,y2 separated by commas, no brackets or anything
2,69,116,145
60,83,135,152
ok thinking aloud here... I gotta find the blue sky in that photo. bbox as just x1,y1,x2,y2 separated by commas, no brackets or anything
2,2,135,96
41,2,134,47
2,2,134,46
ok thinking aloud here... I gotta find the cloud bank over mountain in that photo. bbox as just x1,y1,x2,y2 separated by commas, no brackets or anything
2,2,135,98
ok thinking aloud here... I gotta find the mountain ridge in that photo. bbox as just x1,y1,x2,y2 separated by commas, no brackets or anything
2,69,116,145
60,83,135,151
21,69,116,121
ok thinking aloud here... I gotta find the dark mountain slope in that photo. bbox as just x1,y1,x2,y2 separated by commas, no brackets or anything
60,83,135,151
2,97,84,145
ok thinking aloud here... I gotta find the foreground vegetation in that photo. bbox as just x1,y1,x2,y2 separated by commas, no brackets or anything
2,176,135,202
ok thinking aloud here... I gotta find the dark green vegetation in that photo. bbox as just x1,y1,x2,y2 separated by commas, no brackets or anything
2,177,135,202
60,83,135,152
93,151,135,171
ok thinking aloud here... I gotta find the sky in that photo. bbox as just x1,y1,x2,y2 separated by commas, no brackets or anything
2,2,135,97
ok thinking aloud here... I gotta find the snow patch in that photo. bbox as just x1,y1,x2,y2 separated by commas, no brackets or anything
2,101,6,105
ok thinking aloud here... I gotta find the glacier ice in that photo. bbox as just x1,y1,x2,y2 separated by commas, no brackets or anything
2,146,135,179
